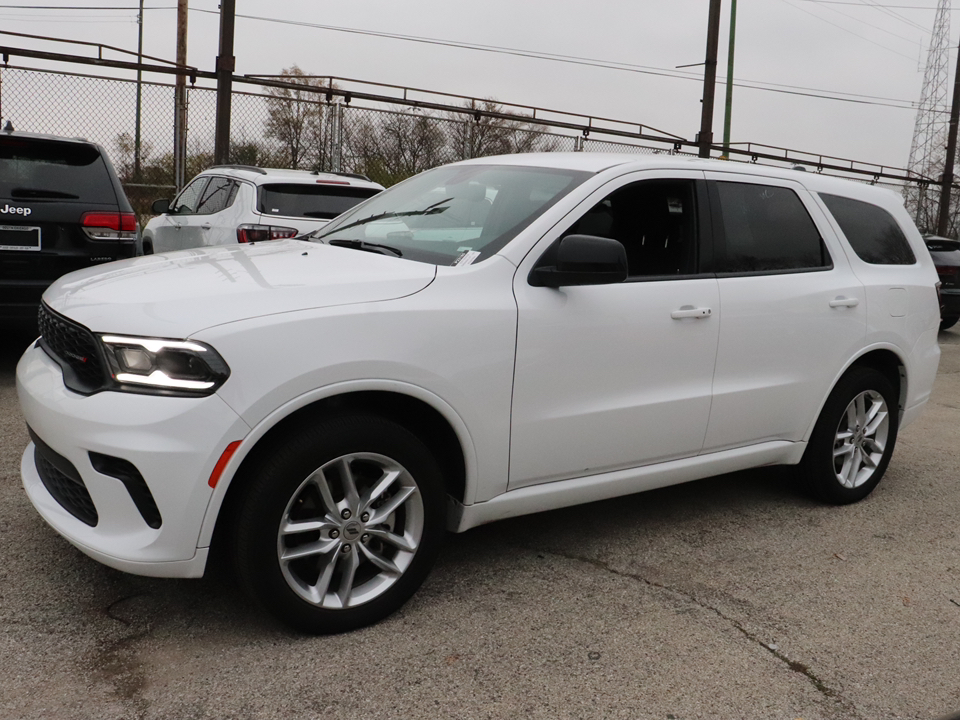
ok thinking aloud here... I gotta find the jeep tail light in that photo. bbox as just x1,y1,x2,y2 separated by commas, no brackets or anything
81,211,138,241
237,224,299,243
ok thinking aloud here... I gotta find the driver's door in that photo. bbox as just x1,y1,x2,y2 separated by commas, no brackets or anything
509,171,720,489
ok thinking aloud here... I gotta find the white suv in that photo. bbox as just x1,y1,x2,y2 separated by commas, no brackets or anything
142,165,383,254
17,153,941,634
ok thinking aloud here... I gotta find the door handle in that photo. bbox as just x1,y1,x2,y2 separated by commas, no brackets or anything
671,306,713,320
828,296,859,308
201,223,212,230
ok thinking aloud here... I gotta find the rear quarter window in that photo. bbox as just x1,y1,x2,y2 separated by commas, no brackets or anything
819,193,916,265
0,138,116,204
259,184,381,220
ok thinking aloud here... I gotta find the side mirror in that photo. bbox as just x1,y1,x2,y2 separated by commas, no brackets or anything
151,198,171,215
529,234,628,288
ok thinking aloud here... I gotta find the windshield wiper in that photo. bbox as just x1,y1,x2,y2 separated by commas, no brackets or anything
327,239,403,257
318,197,454,237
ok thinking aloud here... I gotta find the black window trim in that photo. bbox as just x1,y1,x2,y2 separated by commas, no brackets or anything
704,179,835,278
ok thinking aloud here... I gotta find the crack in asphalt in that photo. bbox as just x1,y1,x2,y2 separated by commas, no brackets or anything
95,593,152,718
535,547,863,720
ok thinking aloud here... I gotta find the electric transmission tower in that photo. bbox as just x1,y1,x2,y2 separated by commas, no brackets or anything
906,0,952,235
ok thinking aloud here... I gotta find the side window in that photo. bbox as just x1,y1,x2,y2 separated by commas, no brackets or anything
713,182,830,274
195,177,236,216
562,180,698,278
170,177,208,215
819,193,916,265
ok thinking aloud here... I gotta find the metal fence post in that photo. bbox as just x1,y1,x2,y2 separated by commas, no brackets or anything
332,102,342,173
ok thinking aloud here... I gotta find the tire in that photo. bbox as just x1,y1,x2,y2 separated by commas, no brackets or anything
142,239,154,255
940,315,958,332
800,366,899,505
232,413,445,634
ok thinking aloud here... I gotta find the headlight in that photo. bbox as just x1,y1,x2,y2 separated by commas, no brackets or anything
99,335,230,396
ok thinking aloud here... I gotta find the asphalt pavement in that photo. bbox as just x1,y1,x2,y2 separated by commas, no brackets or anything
2,327,960,720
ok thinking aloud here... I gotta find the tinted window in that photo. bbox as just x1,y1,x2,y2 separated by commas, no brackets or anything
819,193,916,265
0,137,116,203
260,184,381,220
171,177,208,215
562,180,698,277
714,182,829,273
196,177,237,216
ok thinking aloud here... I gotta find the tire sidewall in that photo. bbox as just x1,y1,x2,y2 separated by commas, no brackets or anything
233,413,446,634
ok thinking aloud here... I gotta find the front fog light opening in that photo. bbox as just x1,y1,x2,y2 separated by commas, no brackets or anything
100,335,230,395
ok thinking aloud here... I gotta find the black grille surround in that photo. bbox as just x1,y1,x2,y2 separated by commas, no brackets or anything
37,302,108,394
28,427,98,527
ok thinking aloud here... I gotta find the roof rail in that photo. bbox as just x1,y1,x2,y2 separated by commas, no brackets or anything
209,164,268,175
313,170,373,182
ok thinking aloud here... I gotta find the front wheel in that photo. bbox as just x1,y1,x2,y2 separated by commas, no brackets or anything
800,366,899,504
232,413,446,634
940,315,958,332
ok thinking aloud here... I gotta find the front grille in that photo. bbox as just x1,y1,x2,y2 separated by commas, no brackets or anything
38,302,107,394
29,428,98,527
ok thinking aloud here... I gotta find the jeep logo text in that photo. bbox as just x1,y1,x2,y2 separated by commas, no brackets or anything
0,204,32,217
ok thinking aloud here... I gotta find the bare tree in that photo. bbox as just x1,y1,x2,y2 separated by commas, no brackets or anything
344,109,449,186
263,66,338,170
448,100,558,160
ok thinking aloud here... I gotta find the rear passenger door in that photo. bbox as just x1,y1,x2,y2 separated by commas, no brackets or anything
701,173,867,452
176,177,241,248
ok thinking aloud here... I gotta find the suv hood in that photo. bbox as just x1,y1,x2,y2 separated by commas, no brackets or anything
43,239,437,336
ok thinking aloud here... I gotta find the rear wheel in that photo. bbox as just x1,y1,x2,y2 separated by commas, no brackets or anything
940,315,958,331
232,413,445,634
800,366,898,504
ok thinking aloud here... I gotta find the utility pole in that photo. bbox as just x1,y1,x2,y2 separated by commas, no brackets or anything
937,39,960,236
134,0,144,180
699,0,723,158
173,0,188,189
213,0,236,165
722,0,737,159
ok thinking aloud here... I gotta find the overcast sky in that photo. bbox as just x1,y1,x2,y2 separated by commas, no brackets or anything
1,0,957,169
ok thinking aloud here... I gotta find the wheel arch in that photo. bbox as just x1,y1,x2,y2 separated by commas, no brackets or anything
200,382,474,554
803,345,907,443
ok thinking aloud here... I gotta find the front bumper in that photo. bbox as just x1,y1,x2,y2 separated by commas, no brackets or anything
17,342,250,577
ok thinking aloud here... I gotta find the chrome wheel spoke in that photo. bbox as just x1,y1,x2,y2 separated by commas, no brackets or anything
308,469,340,517
834,441,855,458
311,551,340,603
367,527,418,553
339,457,361,512
361,468,402,512
862,437,884,455
371,485,417,523
280,538,338,563
280,518,336,536
359,543,402,576
865,408,888,437
336,546,360,607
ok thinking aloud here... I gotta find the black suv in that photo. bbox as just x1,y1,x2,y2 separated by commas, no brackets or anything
0,130,138,326
924,235,960,331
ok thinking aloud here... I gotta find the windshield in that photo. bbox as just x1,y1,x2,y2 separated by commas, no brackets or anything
311,164,591,265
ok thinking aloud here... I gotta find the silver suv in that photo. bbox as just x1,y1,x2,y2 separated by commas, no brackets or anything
142,165,383,254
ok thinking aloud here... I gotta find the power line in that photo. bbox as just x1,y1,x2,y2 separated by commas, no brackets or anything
794,0,925,43
778,0,921,59
185,7,923,111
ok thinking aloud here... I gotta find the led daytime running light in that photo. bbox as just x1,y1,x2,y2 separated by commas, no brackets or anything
98,334,230,396
115,370,215,390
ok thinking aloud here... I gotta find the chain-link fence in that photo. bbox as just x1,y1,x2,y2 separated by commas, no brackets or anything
0,63,931,229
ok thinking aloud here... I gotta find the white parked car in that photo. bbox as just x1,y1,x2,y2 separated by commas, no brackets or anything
142,165,383,254
17,153,941,633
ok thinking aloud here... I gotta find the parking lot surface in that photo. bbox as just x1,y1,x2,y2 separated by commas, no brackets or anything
2,327,960,720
